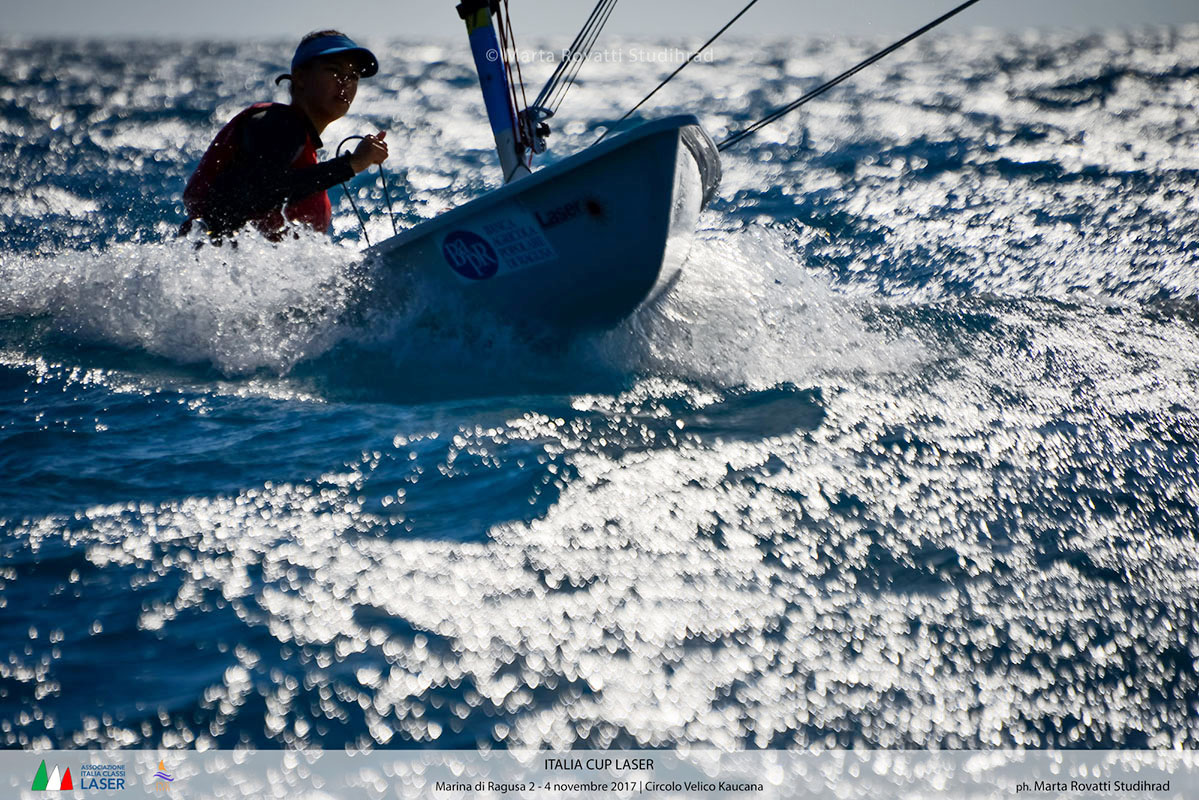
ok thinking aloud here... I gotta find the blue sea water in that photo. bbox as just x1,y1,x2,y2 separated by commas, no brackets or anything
1,27,1198,750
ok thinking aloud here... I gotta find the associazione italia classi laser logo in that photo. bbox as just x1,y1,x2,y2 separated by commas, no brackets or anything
30,760,127,791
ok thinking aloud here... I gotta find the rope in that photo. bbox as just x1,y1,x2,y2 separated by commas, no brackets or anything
496,0,534,164
533,0,611,113
531,0,619,115
717,0,983,152
503,0,530,116
599,0,761,142
336,135,400,247
544,0,617,114
494,2,522,130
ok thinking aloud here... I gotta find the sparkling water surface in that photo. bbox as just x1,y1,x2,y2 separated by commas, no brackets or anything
1,27,1198,749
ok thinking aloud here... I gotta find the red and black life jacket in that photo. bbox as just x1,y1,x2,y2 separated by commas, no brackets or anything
183,103,332,235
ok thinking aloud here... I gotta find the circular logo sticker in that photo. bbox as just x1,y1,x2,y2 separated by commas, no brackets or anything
441,230,499,280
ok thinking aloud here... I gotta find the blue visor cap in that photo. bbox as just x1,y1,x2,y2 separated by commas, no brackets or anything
291,34,378,77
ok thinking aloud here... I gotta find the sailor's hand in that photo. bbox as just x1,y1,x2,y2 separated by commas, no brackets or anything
349,131,388,173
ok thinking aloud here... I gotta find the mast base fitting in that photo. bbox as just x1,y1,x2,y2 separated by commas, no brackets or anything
520,107,553,155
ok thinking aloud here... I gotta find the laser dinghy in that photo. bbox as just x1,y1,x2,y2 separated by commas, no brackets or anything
365,0,721,328
359,0,987,329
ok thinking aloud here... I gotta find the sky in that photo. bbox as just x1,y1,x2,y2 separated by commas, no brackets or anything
2,0,1197,40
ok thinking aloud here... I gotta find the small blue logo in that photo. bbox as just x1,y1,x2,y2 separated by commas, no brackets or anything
442,230,499,280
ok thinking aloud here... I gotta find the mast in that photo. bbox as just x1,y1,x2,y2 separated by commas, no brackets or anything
456,0,531,183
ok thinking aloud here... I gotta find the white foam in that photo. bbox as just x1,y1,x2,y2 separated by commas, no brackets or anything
586,223,927,389
0,230,365,375
0,221,925,394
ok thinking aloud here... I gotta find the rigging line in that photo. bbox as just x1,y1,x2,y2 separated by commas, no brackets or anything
337,136,371,246
499,0,535,165
544,0,617,113
503,0,530,115
532,2,602,108
536,0,619,113
570,1,619,81
379,160,399,235
336,135,400,245
494,3,520,126
575,2,620,75
599,0,761,142
539,0,623,110
342,185,370,247
717,0,983,151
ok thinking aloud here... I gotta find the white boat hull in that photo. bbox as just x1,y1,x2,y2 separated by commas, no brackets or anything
366,115,721,328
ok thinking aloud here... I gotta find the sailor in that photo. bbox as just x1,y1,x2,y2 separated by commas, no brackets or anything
182,30,389,240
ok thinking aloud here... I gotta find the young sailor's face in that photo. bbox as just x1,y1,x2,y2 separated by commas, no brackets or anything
297,55,360,120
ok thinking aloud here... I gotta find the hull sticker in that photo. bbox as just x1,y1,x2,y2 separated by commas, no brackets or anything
441,205,558,281
442,230,499,280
